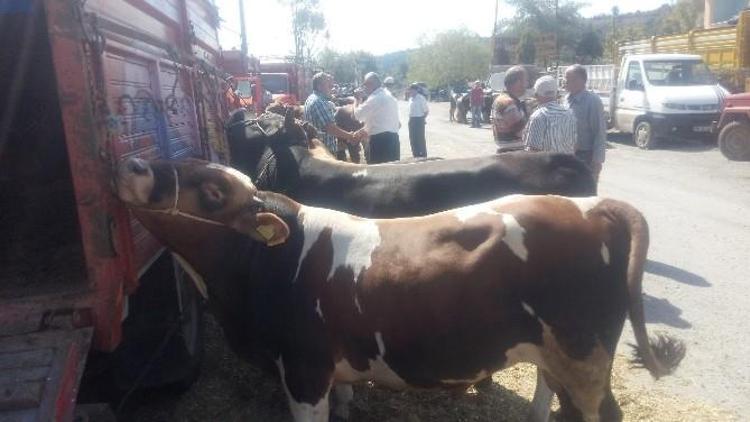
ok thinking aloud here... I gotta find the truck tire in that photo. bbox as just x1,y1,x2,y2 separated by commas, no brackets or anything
718,121,750,161
112,252,204,393
634,120,657,150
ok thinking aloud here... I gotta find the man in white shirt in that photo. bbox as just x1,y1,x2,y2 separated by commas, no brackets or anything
354,72,401,163
408,83,429,157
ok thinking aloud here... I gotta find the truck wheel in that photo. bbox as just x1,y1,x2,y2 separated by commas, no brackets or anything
634,120,656,149
718,121,750,161
111,252,204,394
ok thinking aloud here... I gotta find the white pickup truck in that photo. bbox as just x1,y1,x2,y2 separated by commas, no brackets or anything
559,54,728,149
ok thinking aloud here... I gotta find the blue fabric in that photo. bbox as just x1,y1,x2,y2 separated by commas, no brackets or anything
304,91,337,153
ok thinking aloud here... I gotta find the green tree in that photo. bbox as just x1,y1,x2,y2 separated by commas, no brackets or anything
279,0,326,64
406,28,491,89
517,30,536,64
659,0,703,35
316,49,379,84
499,0,584,62
576,28,603,64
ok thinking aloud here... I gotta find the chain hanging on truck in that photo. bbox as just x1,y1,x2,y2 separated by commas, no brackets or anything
73,0,117,169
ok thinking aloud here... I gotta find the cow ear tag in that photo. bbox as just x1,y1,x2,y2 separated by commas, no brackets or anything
232,211,289,246
255,212,290,246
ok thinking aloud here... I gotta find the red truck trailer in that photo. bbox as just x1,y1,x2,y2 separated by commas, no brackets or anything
0,0,229,420
259,62,312,105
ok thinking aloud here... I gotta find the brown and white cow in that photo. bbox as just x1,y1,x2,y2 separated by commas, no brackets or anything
116,158,684,422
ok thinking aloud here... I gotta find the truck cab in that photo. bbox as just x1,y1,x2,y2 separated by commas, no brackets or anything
612,54,728,149
260,72,293,104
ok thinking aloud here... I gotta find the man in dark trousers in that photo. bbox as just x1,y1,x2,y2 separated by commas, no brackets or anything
407,83,429,158
470,80,484,128
354,72,401,163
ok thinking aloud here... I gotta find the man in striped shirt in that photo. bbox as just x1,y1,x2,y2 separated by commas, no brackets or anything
524,75,577,154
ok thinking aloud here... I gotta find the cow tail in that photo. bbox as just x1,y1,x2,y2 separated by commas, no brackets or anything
614,200,686,379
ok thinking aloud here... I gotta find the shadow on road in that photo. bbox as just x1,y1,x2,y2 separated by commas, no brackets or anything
643,293,691,329
645,259,711,287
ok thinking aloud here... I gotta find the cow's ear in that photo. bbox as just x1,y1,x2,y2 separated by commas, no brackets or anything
231,211,290,247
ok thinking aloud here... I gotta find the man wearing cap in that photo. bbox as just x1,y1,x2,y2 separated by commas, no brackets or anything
383,76,396,97
408,83,429,158
470,80,484,128
492,65,529,152
354,72,401,163
524,75,577,154
304,72,364,155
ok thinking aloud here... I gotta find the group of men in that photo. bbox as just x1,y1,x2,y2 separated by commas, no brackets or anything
493,64,607,180
302,64,605,180
304,71,431,164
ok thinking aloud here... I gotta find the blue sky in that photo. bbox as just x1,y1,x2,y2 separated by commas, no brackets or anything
214,0,674,58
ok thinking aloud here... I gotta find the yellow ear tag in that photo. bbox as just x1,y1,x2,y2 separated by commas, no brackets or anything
256,224,276,242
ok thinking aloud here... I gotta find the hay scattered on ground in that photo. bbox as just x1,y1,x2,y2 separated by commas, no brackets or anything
123,315,736,422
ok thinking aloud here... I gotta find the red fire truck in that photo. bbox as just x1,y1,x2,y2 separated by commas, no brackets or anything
0,0,229,419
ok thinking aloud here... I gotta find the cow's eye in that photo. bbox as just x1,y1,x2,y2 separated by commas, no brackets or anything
199,182,226,211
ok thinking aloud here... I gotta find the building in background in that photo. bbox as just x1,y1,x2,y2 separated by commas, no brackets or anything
705,0,749,27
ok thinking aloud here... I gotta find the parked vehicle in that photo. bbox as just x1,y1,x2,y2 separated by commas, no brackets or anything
258,62,311,104
716,93,750,160
0,0,228,419
619,10,750,93
560,54,728,149
223,50,265,115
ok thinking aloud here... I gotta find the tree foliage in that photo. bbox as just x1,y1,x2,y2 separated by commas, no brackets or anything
317,49,378,84
576,28,603,64
407,28,491,89
517,30,536,64
659,0,703,35
498,0,584,62
279,0,326,64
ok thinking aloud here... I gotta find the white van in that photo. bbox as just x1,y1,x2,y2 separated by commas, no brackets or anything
560,54,728,149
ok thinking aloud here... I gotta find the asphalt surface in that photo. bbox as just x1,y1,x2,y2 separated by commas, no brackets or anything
126,101,749,420
398,101,750,415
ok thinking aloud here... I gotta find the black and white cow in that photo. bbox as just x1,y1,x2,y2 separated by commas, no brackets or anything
226,110,597,219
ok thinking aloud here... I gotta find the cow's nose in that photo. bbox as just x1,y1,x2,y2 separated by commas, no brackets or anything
126,158,149,175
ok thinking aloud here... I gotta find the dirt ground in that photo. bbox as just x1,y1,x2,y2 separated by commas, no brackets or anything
120,314,734,422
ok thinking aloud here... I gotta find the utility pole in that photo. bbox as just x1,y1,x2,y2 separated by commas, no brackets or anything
555,0,559,68
239,0,248,60
493,0,499,37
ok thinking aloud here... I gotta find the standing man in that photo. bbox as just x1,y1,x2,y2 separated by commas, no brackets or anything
408,83,429,158
524,75,577,154
470,80,484,128
565,64,607,181
492,66,530,152
304,72,363,156
383,76,397,97
354,72,401,163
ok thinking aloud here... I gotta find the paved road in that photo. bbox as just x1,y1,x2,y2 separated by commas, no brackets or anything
398,101,750,415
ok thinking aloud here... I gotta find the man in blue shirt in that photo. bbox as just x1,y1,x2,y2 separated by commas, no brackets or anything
304,72,363,155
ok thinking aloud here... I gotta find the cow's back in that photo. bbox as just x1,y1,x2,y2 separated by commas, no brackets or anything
293,152,596,218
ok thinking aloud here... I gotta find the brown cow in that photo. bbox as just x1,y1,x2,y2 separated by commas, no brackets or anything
266,101,304,119
116,158,684,422
333,104,364,163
